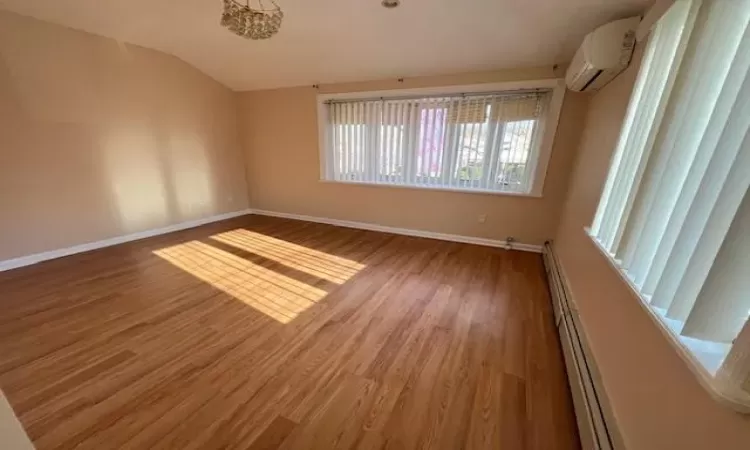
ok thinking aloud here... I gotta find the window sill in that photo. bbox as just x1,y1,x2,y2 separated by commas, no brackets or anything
584,227,750,414
319,179,543,198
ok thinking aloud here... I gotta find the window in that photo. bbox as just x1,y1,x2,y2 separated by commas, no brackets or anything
590,0,750,411
317,82,564,195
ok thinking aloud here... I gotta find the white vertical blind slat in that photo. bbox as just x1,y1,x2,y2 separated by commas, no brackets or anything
338,103,345,180
439,98,452,187
366,102,373,178
405,101,417,185
438,101,449,185
507,114,521,192
417,99,427,185
516,98,531,193
350,103,361,181
331,103,339,181
448,97,464,188
426,98,437,185
397,101,407,184
501,97,512,191
426,98,438,185
521,96,545,192
524,117,539,192
341,105,350,181
715,319,750,392
517,120,531,192
516,98,533,193
353,102,359,179
470,100,480,189
414,101,424,185
351,102,358,179
516,97,535,192
477,97,489,188
390,101,399,181
483,100,501,191
462,97,478,188
515,121,528,193
400,100,407,180
438,100,449,186
345,102,353,180
436,97,445,186
500,100,514,192
360,102,368,179
382,102,391,183
356,102,362,180
493,96,508,191
397,101,406,180
399,101,405,182
681,186,750,343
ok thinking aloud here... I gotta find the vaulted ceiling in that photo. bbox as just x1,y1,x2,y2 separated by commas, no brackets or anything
0,0,650,90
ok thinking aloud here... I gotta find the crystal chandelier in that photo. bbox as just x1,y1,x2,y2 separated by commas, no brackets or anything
221,0,284,40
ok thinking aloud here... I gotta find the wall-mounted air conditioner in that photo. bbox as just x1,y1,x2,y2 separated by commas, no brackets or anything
566,16,641,92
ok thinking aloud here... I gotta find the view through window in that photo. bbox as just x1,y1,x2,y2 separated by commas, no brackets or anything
320,89,551,194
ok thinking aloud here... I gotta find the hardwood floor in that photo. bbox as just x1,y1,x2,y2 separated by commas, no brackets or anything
0,215,579,449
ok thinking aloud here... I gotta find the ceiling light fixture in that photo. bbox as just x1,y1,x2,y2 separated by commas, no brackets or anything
221,0,284,40
381,0,400,9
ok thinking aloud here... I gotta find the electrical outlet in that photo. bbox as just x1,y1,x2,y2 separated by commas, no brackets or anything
478,214,487,223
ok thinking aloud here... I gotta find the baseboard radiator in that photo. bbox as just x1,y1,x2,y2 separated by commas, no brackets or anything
542,241,623,450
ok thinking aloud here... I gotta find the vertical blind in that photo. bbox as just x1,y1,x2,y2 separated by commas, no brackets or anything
320,90,551,194
591,0,750,398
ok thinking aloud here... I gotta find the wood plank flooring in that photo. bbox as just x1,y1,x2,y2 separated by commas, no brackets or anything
0,215,579,449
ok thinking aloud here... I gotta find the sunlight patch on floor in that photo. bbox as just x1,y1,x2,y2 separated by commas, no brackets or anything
209,229,365,284
154,240,328,323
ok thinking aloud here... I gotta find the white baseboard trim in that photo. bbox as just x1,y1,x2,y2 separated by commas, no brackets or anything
250,209,543,253
0,207,541,273
0,209,253,272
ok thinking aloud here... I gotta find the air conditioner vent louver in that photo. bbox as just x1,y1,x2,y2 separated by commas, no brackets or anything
566,17,641,92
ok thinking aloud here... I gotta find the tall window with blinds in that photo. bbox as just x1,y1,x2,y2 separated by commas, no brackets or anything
590,0,750,411
319,89,552,194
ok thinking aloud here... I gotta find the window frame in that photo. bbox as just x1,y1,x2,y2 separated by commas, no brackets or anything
316,79,566,197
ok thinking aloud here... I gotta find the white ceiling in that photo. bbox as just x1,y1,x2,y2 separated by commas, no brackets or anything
0,0,651,91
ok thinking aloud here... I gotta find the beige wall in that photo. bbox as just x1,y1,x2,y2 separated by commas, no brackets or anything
8,6,750,449
0,11,249,262
0,391,33,450
239,69,588,245
554,46,750,448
